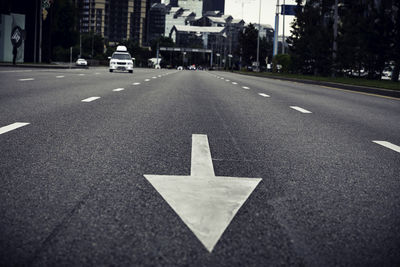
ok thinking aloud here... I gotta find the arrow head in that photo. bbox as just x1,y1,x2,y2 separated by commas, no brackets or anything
144,174,262,252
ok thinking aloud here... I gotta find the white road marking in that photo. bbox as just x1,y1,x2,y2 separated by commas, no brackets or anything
81,96,100,102
95,72,100,75
0,122,30,135
56,75,64,78
144,134,262,253
158,75,162,77
242,86,250,90
373,141,400,153
152,76,157,79
113,88,125,92
133,82,141,85
232,82,238,85
258,93,270,98
18,78,34,81
145,79,150,82
225,79,230,82
290,106,312,114
79,74,85,76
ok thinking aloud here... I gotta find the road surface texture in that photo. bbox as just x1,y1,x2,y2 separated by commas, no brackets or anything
0,67,399,266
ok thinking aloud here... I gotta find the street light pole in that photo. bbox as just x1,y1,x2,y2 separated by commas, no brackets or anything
332,0,338,77
256,0,262,72
273,0,280,57
282,0,285,54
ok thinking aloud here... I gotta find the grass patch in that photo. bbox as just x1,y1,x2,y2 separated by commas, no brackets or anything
233,71,400,91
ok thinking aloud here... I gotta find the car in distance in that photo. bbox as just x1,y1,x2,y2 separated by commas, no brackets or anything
76,58,87,67
109,46,134,73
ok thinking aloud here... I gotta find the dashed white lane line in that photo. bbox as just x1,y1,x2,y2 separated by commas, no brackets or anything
78,74,85,76
95,73,100,75
232,82,238,85
0,122,30,135
290,106,312,114
258,93,270,98
152,76,157,79
373,141,400,153
19,78,34,81
158,75,162,77
242,86,250,90
81,97,101,102
56,75,65,78
113,88,125,92
133,82,141,85
225,79,230,82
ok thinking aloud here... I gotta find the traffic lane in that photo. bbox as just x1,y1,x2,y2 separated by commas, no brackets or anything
0,68,175,126
1,70,398,265
211,71,400,142
0,70,180,265
18,71,302,266
206,71,400,265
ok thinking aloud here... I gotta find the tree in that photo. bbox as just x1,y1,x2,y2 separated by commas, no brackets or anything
51,0,79,49
238,23,258,66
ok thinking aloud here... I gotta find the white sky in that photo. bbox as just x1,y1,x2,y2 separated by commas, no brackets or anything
225,0,297,36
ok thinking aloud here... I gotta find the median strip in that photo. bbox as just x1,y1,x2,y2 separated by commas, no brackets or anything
0,122,30,135
373,141,400,153
290,106,312,113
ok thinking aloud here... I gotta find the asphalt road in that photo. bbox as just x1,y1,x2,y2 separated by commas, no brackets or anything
0,67,399,266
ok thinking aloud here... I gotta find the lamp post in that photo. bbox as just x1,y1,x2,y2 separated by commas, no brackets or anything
256,0,262,72
273,0,280,57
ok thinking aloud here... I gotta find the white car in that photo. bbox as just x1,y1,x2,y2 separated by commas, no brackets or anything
109,46,134,73
76,58,87,66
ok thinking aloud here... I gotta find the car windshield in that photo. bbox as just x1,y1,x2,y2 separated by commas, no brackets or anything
112,53,131,60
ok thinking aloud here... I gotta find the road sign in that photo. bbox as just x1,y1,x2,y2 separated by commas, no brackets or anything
11,26,23,48
281,5,298,16
144,134,262,252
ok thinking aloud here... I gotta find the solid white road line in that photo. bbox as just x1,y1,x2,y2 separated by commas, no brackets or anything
258,93,270,98
145,79,150,82
81,97,100,102
0,122,30,135
290,106,312,114
242,86,250,90
133,82,141,85
232,82,238,85
373,141,400,153
18,78,34,81
113,88,125,92
56,75,64,78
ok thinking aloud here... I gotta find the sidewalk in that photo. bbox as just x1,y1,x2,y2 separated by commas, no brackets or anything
234,71,400,99
0,62,88,69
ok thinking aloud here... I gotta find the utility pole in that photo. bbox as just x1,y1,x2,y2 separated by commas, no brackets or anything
34,0,38,63
39,0,42,63
256,0,262,72
273,0,280,57
282,0,286,54
332,0,338,77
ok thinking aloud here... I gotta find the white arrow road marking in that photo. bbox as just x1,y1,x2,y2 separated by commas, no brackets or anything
144,134,262,253
290,106,312,114
0,122,30,135
258,93,270,98
18,78,34,81
113,88,124,92
81,97,100,102
373,141,400,153
133,82,141,85
242,86,250,90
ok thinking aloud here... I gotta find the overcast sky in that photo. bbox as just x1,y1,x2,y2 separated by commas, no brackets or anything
225,0,298,36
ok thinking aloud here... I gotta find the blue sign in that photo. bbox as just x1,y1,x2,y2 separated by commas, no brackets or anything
281,5,298,16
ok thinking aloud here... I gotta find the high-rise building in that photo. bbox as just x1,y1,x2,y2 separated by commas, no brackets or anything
178,0,202,16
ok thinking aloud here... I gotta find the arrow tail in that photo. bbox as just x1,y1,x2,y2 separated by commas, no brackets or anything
191,134,215,177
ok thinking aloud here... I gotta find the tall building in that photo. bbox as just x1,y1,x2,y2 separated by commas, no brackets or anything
147,3,167,43
203,0,224,14
77,0,134,43
178,0,202,16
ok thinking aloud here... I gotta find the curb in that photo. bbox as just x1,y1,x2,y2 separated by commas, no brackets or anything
234,72,400,99
0,63,85,69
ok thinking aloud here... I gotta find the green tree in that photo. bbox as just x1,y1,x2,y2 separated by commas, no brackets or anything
51,0,79,49
238,23,258,66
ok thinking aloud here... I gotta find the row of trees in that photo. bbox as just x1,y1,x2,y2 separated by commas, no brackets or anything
288,0,399,81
